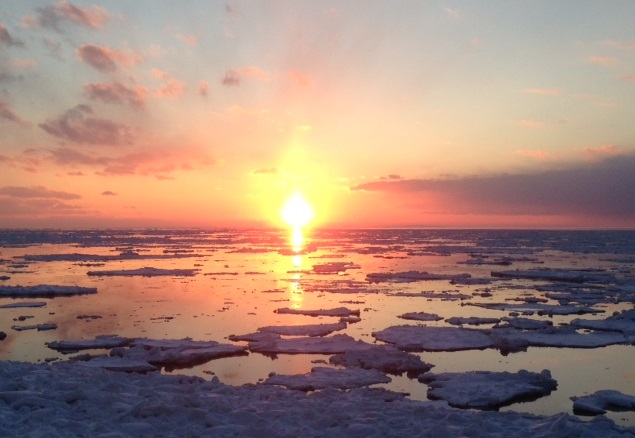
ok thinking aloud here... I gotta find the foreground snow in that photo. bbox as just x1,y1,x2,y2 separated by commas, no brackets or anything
0,360,632,437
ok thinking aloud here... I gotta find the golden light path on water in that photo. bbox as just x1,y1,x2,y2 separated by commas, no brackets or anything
280,191,314,308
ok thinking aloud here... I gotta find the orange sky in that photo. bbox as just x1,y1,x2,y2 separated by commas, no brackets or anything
1,1,634,229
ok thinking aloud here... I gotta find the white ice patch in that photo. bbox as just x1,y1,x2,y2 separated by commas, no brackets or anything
263,366,391,391
257,321,347,337
372,325,494,351
47,335,133,353
275,306,360,317
491,268,615,284
572,390,635,415
329,344,433,375
0,301,47,308
398,312,443,322
247,333,371,355
419,369,558,409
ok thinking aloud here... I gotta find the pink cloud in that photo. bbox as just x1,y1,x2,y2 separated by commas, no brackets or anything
605,40,635,50
586,56,617,66
10,59,38,69
177,33,197,47
582,144,619,161
287,71,312,88
198,80,209,96
221,67,267,86
151,69,184,97
39,104,134,146
84,81,148,108
622,75,635,82
36,1,109,31
0,185,81,200
0,100,30,127
77,44,142,73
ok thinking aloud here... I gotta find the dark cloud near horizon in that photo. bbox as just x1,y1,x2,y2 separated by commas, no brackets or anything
351,155,635,219
101,190,116,196
39,104,134,146
0,185,81,200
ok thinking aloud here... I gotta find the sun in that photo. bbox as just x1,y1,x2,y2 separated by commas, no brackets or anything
280,192,314,228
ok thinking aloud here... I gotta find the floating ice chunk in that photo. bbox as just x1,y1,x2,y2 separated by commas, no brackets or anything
367,271,471,283
258,321,347,337
228,331,280,343
0,285,97,297
329,345,433,375
248,333,371,355
571,390,635,415
398,312,443,322
491,269,615,284
467,301,603,316
373,326,493,352
78,356,158,373
497,317,553,330
112,338,248,368
47,335,133,353
446,317,501,326
419,369,557,410
87,267,198,276
11,323,57,331
340,316,362,323
571,309,635,335
0,301,47,308
263,366,391,391
450,277,493,285
392,291,472,300
312,262,360,273
275,306,360,317
489,327,628,354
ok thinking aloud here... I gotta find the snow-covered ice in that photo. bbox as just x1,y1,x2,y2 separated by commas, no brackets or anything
398,311,443,322
367,270,472,283
571,390,635,415
0,301,47,308
329,344,433,375
0,285,97,297
372,325,494,351
263,366,391,391
246,333,372,355
11,323,57,331
47,335,133,353
0,360,631,437
419,369,558,410
571,309,635,335
257,321,347,337
446,316,501,326
491,268,615,283
87,267,199,277
274,306,360,317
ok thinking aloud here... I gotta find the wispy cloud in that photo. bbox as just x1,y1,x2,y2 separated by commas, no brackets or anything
443,7,461,20
515,149,558,161
0,100,30,127
77,44,141,73
151,69,184,98
0,185,81,200
252,167,278,175
198,80,209,96
39,104,134,146
586,56,617,66
84,81,148,108
0,23,24,47
220,67,267,87
605,40,635,50
35,1,109,31
101,190,116,196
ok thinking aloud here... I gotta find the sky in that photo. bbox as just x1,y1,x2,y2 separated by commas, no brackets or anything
0,1,634,229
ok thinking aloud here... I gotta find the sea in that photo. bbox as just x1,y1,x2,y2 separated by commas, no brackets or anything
0,228,634,426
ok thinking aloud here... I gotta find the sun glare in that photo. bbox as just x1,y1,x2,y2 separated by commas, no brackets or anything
281,192,314,228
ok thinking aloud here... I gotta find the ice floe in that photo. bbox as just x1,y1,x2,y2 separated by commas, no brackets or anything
571,309,635,335
419,369,558,410
0,285,97,297
47,335,133,353
312,262,360,273
11,323,57,331
571,390,635,415
445,316,501,326
491,268,615,284
274,306,360,317
2,361,629,437
329,344,433,375
373,326,494,351
257,321,347,337
467,301,603,316
367,271,472,283
0,301,47,308
76,355,158,373
244,333,371,355
263,366,391,391
398,311,443,322
110,338,248,369
87,267,199,276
